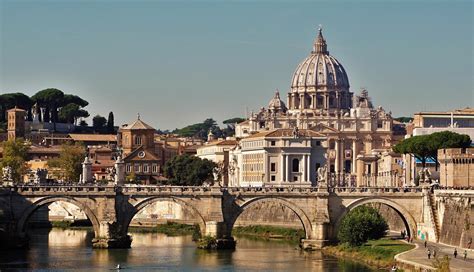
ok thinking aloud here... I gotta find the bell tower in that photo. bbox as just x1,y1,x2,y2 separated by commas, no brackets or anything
7,107,26,141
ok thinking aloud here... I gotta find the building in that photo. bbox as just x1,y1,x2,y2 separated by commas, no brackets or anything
68,134,117,147
117,115,161,184
196,138,238,186
411,107,474,139
228,128,326,187
403,108,474,185
438,148,474,187
7,107,26,140
235,28,403,187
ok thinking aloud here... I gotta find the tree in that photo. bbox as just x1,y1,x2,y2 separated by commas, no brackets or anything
59,103,80,123
61,94,89,108
173,118,222,140
163,154,216,186
58,103,90,125
0,139,30,182
0,93,33,122
222,117,246,137
32,88,65,127
394,117,413,123
92,115,107,132
337,206,388,247
394,131,471,170
48,143,85,182
107,112,114,133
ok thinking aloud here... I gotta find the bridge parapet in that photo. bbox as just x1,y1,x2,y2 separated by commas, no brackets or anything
329,187,424,194
2,185,116,195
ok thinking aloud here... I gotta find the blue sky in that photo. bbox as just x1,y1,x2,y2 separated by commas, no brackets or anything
1,0,472,130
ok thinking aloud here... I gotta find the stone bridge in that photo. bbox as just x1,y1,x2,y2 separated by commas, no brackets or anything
0,185,444,249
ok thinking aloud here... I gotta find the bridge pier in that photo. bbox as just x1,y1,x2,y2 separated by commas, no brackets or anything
301,223,329,250
199,221,236,249
92,221,132,249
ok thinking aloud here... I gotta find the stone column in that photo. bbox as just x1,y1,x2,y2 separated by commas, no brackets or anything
114,156,125,186
356,158,364,187
302,155,307,182
280,154,285,182
352,139,357,174
81,156,92,183
300,94,305,109
285,155,290,182
334,140,340,175
307,155,311,183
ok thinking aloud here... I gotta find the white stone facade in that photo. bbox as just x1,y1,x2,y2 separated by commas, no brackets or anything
235,29,402,187
228,129,326,187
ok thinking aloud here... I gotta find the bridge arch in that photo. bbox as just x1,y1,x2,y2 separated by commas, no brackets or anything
229,197,313,239
125,197,206,236
17,196,100,237
334,197,417,239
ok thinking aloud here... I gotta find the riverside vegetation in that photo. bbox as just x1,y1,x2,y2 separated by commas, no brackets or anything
232,225,305,242
323,205,415,269
323,239,415,269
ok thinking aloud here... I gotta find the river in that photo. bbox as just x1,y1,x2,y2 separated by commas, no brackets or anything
0,228,377,271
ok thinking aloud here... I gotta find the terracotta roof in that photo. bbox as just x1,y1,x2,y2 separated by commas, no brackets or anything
244,129,325,139
27,145,62,154
7,107,26,112
121,118,155,130
206,139,238,146
89,146,113,153
69,134,117,142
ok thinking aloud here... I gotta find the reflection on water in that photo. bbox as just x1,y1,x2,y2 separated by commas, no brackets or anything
0,228,375,271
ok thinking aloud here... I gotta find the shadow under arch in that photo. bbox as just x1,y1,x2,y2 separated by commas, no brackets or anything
334,197,417,239
17,196,100,238
229,197,313,239
126,197,206,236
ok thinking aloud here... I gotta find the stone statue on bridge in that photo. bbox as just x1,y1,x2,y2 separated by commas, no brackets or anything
418,167,432,184
317,165,328,188
2,166,12,182
34,168,48,184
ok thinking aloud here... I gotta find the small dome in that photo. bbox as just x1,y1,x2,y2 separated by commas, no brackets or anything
291,28,349,90
268,91,287,112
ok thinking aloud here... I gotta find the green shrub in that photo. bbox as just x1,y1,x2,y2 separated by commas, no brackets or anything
338,206,388,247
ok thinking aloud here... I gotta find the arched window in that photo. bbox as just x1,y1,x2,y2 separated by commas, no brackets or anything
292,158,300,173
135,136,142,145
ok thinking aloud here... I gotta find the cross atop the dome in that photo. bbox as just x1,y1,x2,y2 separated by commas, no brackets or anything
313,24,328,54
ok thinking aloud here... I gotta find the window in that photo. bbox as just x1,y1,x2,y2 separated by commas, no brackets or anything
293,176,298,182
271,141,276,146
135,136,142,145
270,163,276,172
292,158,299,172
152,164,158,173
377,121,383,129
134,164,140,173
126,164,131,173
271,175,276,181
316,141,321,146
143,164,149,173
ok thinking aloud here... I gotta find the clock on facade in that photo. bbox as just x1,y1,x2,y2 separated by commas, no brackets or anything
138,151,146,158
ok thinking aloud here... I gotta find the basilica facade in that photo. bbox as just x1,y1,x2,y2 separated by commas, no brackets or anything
233,28,404,187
